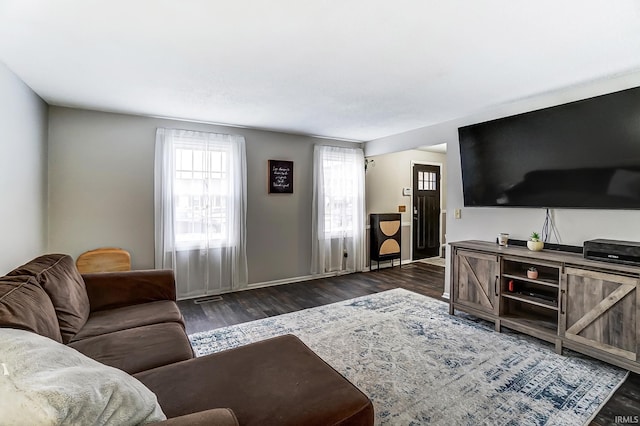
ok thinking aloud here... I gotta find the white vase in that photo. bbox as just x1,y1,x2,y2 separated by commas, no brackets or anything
527,241,544,251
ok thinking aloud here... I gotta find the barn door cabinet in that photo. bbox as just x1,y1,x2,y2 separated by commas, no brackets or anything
560,267,639,368
450,248,500,320
450,240,640,373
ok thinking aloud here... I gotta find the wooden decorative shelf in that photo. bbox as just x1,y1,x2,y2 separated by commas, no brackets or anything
502,273,559,288
501,292,558,310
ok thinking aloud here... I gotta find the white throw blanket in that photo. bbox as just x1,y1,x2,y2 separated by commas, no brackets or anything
0,328,166,425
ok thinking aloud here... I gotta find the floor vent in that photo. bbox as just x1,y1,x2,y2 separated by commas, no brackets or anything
193,295,223,305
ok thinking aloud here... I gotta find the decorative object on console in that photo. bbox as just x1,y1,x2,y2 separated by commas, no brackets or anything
527,266,538,279
498,233,509,246
527,232,544,251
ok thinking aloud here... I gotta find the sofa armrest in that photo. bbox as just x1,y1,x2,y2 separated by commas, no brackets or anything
82,269,176,312
151,409,239,426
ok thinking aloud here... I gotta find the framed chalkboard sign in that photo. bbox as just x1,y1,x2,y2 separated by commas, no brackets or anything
268,160,293,194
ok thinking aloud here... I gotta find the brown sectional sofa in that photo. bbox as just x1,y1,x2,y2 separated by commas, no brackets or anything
0,254,374,425
3,254,194,375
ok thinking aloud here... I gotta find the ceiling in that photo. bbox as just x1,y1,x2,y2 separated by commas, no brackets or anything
1,1,639,142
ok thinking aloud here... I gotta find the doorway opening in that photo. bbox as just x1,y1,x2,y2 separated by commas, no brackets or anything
412,163,441,261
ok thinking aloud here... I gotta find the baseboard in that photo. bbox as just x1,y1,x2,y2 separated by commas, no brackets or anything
180,257,428,300
247,270,352,290
441,292,450,300
178,270,355,301
247,258,413,289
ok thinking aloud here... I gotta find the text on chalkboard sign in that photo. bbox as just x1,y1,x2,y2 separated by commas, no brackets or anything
268,160,293,194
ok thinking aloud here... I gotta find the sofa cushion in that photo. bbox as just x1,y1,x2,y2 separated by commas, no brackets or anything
135,334,374,426
0,327,166,425
70,300,184,342
0,275,62,342
82,269,177,312
69,322,194,374
9,254,90,343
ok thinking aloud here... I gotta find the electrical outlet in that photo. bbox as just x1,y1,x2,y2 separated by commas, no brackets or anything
454,208,462,219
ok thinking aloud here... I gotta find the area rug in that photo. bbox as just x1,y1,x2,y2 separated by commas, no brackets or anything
189,288,627,425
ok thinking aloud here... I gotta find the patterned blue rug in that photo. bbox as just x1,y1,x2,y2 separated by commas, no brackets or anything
189,288,628,425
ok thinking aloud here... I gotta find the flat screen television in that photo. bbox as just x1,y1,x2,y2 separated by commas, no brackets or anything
458,86,640,209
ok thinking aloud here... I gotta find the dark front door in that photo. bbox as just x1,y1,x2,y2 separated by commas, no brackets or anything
413,164,441,260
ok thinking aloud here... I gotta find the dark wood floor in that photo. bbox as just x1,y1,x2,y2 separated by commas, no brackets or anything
177,262,639,426
178,262,446,334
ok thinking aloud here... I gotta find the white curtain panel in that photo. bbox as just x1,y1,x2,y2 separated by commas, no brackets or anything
311,145,365,274
154,128,248,299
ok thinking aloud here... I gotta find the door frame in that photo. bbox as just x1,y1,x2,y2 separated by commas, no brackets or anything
410,160,444,261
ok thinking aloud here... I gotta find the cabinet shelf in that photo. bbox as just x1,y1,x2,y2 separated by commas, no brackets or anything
500,314,558,339
502,314,557,332
502,273,558,288
501,292,558,310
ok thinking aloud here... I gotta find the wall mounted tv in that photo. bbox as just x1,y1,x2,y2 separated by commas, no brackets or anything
458,86,640,209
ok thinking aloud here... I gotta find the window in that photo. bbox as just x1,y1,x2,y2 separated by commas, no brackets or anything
311,145,365,274
155,128,246,252
173,142,231,249
418,171,437,191
321,149,361,237
155,128,248,296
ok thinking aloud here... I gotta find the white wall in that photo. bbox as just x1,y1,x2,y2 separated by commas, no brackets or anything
47,107,359,286
365,70,640,295
365,149,447,262
0,62,48,274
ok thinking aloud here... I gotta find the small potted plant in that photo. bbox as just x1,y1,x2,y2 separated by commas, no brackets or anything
527,266,538,279
527,232,544,251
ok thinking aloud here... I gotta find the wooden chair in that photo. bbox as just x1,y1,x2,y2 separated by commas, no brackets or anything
76,248,131,274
